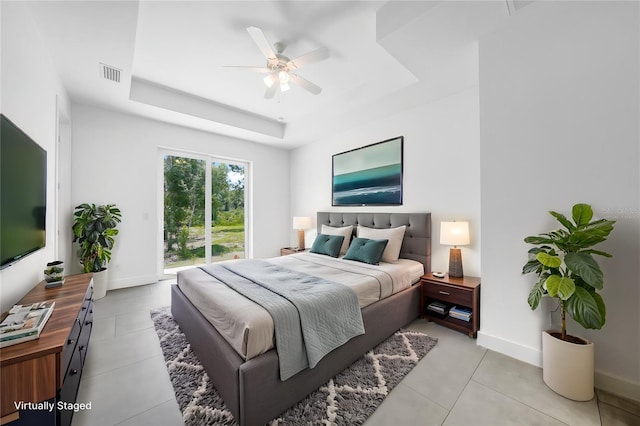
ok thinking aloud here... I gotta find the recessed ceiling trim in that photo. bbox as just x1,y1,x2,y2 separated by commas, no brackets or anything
129,77,284,139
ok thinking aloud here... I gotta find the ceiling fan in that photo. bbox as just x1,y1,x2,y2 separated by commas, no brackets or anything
225,26,330,99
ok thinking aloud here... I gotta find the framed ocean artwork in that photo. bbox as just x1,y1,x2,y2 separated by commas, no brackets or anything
332,136,403,206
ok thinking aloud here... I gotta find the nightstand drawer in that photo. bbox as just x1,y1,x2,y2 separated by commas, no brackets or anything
424,282,472,306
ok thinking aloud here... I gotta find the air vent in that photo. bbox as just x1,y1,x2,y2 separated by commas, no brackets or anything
99,63,121,83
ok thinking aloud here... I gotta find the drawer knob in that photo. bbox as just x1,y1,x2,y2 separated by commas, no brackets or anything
439,291,451,296
67,338,75,345
70,369,78,376
85,320,92,326
79,345,85,351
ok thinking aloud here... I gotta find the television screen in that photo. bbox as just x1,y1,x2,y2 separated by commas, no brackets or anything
0,114,47,268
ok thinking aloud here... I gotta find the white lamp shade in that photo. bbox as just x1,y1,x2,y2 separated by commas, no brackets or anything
440,221,470,246
264,74,276,88
292,216,313,230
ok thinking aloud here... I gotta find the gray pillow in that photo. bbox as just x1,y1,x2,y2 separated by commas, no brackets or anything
310,234,345,258
343,238,389,265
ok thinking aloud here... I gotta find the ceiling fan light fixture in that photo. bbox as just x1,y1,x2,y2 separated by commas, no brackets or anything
231,26,329,97
278,70,290,84
264,74,276,88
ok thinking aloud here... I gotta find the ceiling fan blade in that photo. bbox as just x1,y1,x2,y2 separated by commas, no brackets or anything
287,47,330,69
247,26,277,60
264,83,277,99
289,74,322,95
223,66,271,73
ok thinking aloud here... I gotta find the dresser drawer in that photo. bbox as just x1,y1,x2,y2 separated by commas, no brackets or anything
59,345,83,426
61,318,82,378
424,281,472,306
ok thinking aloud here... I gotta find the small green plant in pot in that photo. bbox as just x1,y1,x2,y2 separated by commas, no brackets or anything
73,204,122,299
523,203,615,337
522,203,615,400
73,203,122,272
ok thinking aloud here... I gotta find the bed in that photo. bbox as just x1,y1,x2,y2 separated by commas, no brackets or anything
171,212,431,426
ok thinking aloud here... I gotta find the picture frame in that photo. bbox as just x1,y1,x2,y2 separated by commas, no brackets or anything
332,136,403,206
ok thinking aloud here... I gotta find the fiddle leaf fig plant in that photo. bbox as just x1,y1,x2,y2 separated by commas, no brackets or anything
73,203,122,273
522,203,615,341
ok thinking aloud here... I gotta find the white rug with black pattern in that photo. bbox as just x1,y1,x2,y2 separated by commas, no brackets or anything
151,307,437,426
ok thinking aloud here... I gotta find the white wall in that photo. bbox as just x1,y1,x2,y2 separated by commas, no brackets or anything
0,2,71,313
479,1,639,397
290,84,481,276
71,104,290,290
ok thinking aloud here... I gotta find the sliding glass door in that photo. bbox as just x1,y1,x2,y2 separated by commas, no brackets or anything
210,162,246,263
161,150,250,274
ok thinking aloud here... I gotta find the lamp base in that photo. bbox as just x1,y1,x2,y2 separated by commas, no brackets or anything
448,248,463,278
297,229,305,250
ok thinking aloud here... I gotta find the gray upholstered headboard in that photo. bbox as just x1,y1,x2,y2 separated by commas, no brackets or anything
316,212,431,272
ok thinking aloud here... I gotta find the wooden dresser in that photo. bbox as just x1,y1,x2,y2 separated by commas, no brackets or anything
0,273,93,426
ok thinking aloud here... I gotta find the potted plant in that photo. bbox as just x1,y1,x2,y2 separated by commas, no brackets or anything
522,203,615,401
73,203,122,299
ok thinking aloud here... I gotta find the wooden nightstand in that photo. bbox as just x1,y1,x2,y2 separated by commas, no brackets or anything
280,247,309,256
420,273,481,338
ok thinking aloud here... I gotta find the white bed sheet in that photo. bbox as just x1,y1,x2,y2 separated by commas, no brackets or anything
177,253,424,360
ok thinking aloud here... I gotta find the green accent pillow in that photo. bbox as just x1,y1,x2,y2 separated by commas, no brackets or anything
343,238,389,265
310,234,345,258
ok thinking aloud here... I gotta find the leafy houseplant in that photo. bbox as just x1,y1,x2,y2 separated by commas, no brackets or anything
73,203,122,273
522,203,615,341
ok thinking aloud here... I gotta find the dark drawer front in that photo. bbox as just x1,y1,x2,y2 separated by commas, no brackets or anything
58,346,83,426
78,303,93,366
62,318,82,378
425,282,472,306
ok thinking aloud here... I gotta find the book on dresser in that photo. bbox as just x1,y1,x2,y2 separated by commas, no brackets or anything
0,301,55,348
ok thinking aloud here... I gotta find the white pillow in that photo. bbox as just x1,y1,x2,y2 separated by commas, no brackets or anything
321,224,353,255
357,225,406,263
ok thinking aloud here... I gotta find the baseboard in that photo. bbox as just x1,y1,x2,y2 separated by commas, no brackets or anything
477,330,640,402
595,371,640,403
477,330,542,367
108,274,159,291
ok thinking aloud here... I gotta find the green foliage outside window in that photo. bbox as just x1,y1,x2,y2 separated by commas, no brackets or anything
164,156,244,265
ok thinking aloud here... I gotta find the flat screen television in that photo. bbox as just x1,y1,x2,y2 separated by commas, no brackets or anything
0,114,47,269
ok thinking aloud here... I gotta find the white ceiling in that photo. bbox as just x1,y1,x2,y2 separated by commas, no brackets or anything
26,1,514,149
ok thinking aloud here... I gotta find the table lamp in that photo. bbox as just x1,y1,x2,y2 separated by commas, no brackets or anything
292,216,313,250
440,221,470,278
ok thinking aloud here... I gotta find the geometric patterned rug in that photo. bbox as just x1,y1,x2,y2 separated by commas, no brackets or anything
151,307,437,426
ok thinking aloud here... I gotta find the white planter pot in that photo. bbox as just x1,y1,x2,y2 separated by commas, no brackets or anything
92,268,109,300
542,330,594,401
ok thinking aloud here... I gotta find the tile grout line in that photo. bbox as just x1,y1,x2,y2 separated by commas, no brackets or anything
467,353,580,426
439,348,490,425
468,378,573,425
112,398,181,426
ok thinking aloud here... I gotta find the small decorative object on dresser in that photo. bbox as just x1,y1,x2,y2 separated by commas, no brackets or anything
44,260,64,289
421,273,480,338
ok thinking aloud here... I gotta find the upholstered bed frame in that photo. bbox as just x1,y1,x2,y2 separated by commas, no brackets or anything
171,212,431,426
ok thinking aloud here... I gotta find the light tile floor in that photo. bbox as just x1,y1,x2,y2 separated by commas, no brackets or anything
73,281,640,426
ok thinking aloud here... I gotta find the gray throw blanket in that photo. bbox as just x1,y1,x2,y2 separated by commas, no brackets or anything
199,260,365,380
